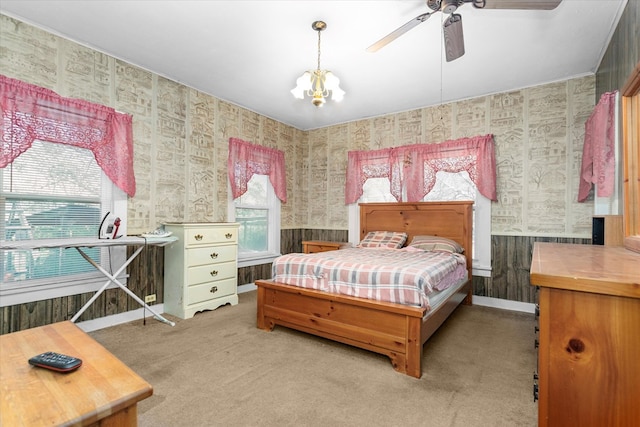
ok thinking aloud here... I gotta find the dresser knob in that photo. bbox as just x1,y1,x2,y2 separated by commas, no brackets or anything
210,252,218,259
194,234,203,241
210,270,218,276
225,233,233,239
210,286,218,294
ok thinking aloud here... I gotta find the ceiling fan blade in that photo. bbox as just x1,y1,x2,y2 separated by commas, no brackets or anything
478,0,562,10
366,12,433,53
443,13,464,62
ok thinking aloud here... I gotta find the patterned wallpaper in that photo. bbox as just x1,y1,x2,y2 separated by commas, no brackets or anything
305,78,596,237
1,14,595,238
0,14,305,234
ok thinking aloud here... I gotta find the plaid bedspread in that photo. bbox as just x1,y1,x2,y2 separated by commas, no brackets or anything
271,247,467,309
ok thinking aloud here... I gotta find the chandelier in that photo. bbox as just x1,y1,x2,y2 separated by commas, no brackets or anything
291,21,345,107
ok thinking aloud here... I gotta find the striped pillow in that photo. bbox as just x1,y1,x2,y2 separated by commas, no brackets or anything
358,231,407,249
409,235,464,254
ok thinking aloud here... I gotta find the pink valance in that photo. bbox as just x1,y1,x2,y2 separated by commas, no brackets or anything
578,91,617,202
228,137,287,203
345,134,497,204
0,75,136,196
345,147,402,203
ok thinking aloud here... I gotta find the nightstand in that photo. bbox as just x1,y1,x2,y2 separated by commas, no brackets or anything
302,240,347,254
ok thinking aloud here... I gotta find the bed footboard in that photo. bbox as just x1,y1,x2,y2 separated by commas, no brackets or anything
256,279,472,378
257,279,428,378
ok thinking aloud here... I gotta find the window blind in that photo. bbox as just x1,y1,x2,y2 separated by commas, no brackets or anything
2,140,102,283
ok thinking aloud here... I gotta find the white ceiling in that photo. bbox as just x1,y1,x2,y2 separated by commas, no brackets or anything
0,0,627,131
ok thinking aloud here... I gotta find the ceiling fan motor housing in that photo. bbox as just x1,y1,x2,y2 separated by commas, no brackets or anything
427,0,465,14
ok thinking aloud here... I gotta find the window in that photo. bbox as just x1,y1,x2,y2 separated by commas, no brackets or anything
229,174,281,267
1,141,127,306
348,171,491,277
422,171,491,276
227,138,285,268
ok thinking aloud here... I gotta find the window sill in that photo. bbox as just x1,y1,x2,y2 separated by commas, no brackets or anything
472,264,492,278
237,252,281,268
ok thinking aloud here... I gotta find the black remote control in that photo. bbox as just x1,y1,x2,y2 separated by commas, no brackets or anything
28,351,82,373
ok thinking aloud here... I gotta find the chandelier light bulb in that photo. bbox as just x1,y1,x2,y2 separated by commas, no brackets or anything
291,72,312,99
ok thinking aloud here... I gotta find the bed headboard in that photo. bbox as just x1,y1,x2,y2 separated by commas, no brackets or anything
359,201,474,279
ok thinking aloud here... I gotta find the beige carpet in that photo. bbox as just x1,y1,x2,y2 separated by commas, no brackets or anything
90,291,537,427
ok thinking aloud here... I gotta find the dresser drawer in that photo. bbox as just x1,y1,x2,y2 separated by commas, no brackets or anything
187,278,236,305
185,227,238,246
187,261,236,285
187,245,237,267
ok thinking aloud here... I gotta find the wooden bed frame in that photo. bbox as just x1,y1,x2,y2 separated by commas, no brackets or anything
255,201,473,378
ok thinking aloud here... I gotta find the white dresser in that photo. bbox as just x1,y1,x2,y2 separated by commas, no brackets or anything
163,222,239,319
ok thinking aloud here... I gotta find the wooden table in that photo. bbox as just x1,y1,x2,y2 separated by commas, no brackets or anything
0,321,152,426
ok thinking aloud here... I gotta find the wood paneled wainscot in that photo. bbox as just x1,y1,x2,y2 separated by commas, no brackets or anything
164,223,239,319
530,242,640,427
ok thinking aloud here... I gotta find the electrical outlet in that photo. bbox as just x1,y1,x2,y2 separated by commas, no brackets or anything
144,294,156,303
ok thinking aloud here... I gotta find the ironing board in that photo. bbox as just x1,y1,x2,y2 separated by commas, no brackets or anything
1,236,177,326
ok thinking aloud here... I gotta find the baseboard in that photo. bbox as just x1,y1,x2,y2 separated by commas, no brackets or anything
76,303,165,332
238,283,257,293
472,296,536,314
78,285,258,332
76,288,533,332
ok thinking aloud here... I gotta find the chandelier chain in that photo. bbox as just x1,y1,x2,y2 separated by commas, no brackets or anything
317,29,322,71
439,12,444,123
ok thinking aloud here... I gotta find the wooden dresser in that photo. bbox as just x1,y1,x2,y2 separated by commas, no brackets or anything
164,222,239,319
530,242,640,427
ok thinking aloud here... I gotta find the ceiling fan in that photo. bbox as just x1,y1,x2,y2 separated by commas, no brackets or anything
367,0,562,62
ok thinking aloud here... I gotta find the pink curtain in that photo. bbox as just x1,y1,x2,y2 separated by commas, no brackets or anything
404,135,497,202
345,134,497,204
0,75,136,196
578,91,617,202
228,137,287,203
345,147,401,203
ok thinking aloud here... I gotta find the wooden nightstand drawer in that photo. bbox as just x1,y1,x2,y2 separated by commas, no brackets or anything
302,240,347,254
